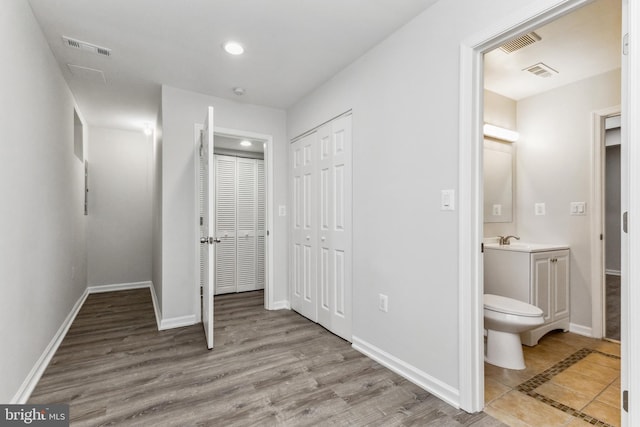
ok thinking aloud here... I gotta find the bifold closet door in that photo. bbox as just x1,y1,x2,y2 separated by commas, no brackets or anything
256,161,266,290
236,157,257,292
316,116,352,341
215,155,237,295
290,114,352,341
290,132,318,321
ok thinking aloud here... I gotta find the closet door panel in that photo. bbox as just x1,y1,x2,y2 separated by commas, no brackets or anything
237,158,257,292
256,160,265,290
290,133,317,321
215,155,237,294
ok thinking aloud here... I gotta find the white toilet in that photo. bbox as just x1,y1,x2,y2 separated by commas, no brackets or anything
484,294,544,370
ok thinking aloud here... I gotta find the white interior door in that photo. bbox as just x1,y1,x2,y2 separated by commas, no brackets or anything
199,106,215,350
316,116,352,341
290,132,318,321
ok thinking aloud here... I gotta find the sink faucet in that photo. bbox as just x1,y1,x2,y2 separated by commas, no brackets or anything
499,235,520,245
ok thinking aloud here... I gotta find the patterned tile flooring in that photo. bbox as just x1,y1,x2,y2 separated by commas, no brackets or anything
484,331,621,427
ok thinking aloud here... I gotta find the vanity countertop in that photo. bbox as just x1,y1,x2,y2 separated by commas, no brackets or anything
484,242,570,253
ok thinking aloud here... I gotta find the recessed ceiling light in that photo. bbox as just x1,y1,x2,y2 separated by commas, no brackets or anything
223,41,244,55
240,140,252,147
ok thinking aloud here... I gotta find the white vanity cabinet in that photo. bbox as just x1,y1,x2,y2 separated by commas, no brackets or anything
484,244,570,346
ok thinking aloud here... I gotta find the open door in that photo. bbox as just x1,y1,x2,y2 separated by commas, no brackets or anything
199,106,216,349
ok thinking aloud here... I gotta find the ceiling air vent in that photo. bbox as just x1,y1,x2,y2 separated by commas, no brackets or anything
62,36,111,57
523,62,559,78
499,32,541,53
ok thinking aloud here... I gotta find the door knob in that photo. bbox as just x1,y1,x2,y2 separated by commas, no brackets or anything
200,237,221,244
200,237,208,244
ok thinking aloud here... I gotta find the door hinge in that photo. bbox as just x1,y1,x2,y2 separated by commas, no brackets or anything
481,243,484,253
600,233,603,241
623,390,628,412
623,211,628,233
200,216,203,226
623,33,629,56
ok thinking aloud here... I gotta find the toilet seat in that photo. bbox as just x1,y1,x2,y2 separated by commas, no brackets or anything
484,294,543,317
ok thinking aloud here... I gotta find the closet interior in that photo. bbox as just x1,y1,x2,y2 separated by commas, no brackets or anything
214,135,265,295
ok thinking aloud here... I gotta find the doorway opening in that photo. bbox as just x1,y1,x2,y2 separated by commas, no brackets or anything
458,0,629,416
194,124,275,324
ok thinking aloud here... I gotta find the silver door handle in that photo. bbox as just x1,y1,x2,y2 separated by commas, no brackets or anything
200,237,221,244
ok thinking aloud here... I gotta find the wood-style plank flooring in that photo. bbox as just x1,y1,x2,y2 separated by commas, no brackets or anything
29,289,502,426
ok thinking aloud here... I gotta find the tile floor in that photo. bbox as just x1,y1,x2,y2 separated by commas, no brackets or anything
484,331,621,427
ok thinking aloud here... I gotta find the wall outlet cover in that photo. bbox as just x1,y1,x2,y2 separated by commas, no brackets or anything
535,202,546,216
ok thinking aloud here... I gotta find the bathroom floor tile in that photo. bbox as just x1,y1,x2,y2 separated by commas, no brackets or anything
533,381,592,410
582,400,621,426
483,404,531,427
549,370,610,399
487,390,572,426
583,352,622,370
484,377,511,404
596,383,622,409
563,359,619,384
594,341,621,357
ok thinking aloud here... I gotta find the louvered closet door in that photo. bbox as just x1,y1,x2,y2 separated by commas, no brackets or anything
316,115,352,341
237,158,257,292
256,160,266,290
214,155,237,295
290,132,318,321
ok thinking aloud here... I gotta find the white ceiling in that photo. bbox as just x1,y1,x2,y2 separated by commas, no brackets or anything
27,0,439,132
484,0,621,101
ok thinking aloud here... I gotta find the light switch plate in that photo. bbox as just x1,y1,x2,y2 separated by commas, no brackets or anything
378,294,388,312
492,204,502,216
570,201,586,215
535,202,546,216
441,189,455,211
278,205,287,216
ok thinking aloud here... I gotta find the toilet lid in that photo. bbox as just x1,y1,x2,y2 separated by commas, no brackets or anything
484,294,543,317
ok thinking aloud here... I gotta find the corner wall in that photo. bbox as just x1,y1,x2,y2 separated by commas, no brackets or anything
0,0,87,403
152,108,163,310
161,85,287,321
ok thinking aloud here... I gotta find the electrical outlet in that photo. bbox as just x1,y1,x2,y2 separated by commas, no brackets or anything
535,202,546,216
378,294,388,312
492,204,502,216
278,205,287,216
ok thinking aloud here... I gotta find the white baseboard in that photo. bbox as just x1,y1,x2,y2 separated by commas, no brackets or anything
270,300,291,310
569,323,593,337
11,288,89,404
148,283,162,330
351,336,460,409
605,269,621,276
87,281,152,294
159,315,198,330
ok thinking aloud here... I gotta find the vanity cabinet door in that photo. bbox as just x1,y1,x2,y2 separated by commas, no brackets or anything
552,251,570,319
531,253,552,323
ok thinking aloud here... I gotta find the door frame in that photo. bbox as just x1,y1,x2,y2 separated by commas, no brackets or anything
193,124,275,316
458,0,638,421
590,106,621,340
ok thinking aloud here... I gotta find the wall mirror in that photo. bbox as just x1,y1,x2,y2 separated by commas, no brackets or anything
483,139,513,223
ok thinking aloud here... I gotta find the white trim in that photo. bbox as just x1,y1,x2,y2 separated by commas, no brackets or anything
606,269,622,276
458,0,592,413
194,122,204,323
149,282,162,330
591,106,621,341
569,323,593,338
270,300,291,310
87,281,152,294
352,336,459,409
159,314,198,331
11,288,89,404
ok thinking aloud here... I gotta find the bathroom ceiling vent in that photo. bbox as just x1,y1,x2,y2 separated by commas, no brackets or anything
62,36,111,57
499,32,541,53
523,62,559,78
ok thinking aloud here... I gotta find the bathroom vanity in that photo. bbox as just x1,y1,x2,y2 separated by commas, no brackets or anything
484,243,570,346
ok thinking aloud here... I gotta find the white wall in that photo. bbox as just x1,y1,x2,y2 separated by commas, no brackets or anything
0,0,87,402
161,85,287,320
516,69,621,329
287,0,536,395
484,90,517,237
87,127,153,287
152,108,163,306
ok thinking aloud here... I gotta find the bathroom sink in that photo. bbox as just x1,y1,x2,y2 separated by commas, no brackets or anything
484,242,569,253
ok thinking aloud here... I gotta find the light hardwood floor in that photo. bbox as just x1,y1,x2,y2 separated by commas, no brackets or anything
29,289,502,426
